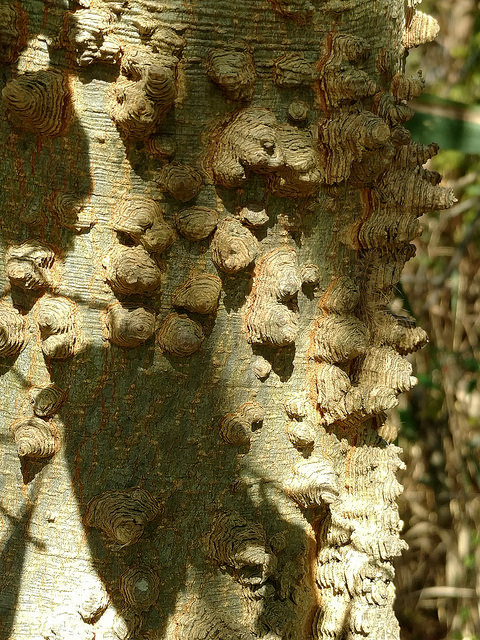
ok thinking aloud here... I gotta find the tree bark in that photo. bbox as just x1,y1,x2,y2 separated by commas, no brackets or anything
0,1,453,639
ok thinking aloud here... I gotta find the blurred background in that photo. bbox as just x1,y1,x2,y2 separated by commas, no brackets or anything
393,1,480,638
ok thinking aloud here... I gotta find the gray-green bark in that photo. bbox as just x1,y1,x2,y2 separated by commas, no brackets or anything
0,1,452,639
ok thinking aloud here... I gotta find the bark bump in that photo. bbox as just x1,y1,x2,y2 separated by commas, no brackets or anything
105,302,156,348
2,70,71,137
10,416,59,459
35,295,79,360
0,303,28,357
156,312,204,357
83,488,161,547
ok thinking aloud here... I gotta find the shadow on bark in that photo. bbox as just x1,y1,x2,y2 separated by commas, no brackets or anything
47,333,311,638
0,4,321,638
0,487,44,640
0,1,94,632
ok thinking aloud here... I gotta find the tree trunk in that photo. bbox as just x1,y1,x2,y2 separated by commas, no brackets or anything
0,1,453,639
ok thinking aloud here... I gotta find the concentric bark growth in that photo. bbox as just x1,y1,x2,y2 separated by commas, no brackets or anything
286,420,315,451
49,192,95,232
146,133,176,159
111,195,175,255
373,91,415,126
2,70,71,137
103,245,162,296
174,601,255,640
175,206,218,241
390,71,425,101
300,263,321,287
403,10,440,48
315,362,399,426
61,8,122,67
207,106,322,196
376,168,456,215
207,511,276,587
156,313,204,357
354,346,417,394
84,488,161,547
205,49,256,101
35,296,79,360
372,309,429,355
105,302,156,348
267,124,322,196
29,383,67,418
171,274,222,315
394,140,439,169
238,203,269,228
318,111,392,185
291,6,455,639
159,162,204,202
273,53,316,88
313,434,408,640
211,217,259,274
251,355,272,380
0,303,28,357
288,98,310,123
10,416,59,459
313,314,370,363
207,108,284,188
219,401,264,446
6,241,56,291
317,33,377,111
286,460,339,508
111,45,179,140
118,567,160,611
346,154,455,254
0,2,28,63
244,247,301,346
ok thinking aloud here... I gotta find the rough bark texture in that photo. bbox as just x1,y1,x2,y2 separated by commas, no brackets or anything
0,1,453,639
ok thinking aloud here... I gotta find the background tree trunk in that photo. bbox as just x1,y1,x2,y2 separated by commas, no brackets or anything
0,1,452,639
